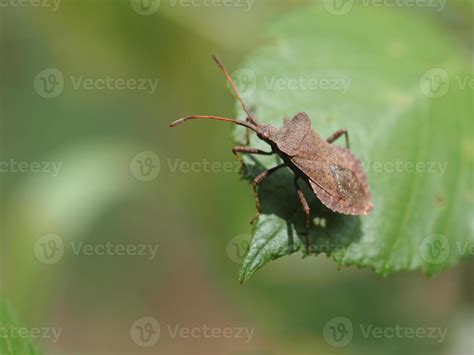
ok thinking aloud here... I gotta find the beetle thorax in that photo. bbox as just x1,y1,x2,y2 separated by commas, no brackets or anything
256,124,277,142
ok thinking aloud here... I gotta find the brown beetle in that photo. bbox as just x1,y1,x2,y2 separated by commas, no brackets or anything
170,55,372,251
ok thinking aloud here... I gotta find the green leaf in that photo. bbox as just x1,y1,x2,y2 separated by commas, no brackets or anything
0,298,43,355
234,6,473,283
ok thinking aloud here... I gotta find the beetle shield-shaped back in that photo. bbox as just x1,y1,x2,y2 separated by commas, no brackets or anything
272,112,312,156
271,112,372,215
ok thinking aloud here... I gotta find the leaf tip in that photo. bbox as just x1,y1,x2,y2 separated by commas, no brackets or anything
238,269,250,284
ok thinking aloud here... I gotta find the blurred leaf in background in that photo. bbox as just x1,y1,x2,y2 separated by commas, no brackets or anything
0,298,42,355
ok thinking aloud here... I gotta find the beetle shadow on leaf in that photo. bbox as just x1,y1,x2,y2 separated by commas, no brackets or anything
242,159,363,257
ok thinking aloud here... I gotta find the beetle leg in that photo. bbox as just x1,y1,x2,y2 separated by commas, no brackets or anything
232,146,273,155
232,146,273,174
244,123,251,146
250,164,285,224
327,129,350,148
294,178,312,254
242,116,252,145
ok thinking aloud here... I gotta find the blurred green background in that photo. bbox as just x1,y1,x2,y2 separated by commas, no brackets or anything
1,0,473,354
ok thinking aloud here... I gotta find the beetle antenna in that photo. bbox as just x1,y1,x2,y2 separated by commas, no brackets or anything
211,55,257,125
169,115,258,132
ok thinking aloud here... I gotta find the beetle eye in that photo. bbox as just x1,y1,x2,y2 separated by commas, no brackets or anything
261,127,270,138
